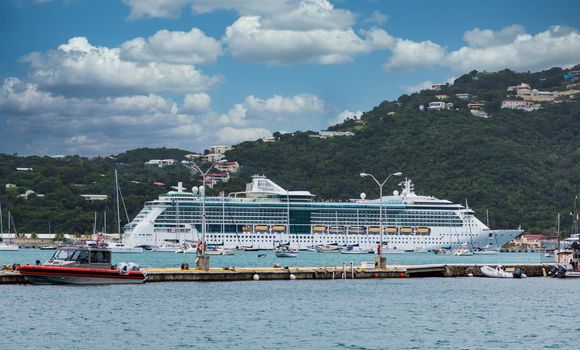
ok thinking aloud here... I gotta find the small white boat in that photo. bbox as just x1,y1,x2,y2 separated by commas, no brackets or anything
473,249,499,255
0,206,19,251
452,249,474,256
316,244,343,253
274,244,299,258
205,247,235,255
480,265,527,278
341,244,373,254
239,245,261,251
0,243,19,251
175,243,197,254
106,243,143,253
153,244,183,252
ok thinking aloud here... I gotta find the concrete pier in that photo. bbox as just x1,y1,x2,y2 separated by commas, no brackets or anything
0,263,555,284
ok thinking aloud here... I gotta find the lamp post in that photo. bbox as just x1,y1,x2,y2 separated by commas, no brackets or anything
360,171,402,268
190,161,215,271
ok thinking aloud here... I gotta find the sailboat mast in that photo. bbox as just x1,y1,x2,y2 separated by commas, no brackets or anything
115,169,121,240
0,202,3,237
557,213,561,251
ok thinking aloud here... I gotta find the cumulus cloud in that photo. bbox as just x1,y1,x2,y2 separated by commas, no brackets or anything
447,25,580,72
123,0,307,19
400,80,435,94
120,28,223,65
383,39,446,71
327,110,362,126
384,25,580,73
215,126,271,144
224,16,393,64
260,0,355,31
0,77,204,154
23,37,221,97
364,10,389,25
0,77,329,155
213,93,325,127
182,93,211,113
123,0,192,19
463,24,525,48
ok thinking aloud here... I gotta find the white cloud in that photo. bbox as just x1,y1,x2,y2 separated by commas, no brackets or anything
23,37,221,97
383,39,446,71
383,25,580,73
123,0,192,19
0,77,205,154
463,24,525,48
328,110,362,126
260,0,355,31
223,16,393,64
447,25,580,72
244,93,325,117
122,0,303,19
182,93,211,113
213,93,325,126
364,10,389,25
120,28,223,65
215,126,271,144
400,80,435,94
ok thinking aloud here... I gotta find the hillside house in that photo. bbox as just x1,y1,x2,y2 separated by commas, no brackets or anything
213,161,240,173
507,83,531,92
435,94,448,100
455,93,470,100
204,173,231,188
467,102,485,110
501,100,541,111
144,159,175,168
207,145,232,155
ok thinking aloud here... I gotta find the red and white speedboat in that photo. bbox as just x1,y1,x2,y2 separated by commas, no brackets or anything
19,246,146,285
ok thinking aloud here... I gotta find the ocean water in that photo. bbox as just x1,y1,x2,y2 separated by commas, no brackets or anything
0,249,552,270
1,250,574,349
2,276,578,349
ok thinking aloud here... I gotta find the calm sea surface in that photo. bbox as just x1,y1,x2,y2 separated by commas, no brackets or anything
1,250,576,350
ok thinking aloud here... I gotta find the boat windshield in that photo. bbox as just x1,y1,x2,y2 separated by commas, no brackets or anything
51,249,74,261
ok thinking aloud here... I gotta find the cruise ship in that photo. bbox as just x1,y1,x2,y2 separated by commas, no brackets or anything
123,175,522,251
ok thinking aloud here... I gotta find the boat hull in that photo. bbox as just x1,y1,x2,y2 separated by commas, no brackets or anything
18,266,146,285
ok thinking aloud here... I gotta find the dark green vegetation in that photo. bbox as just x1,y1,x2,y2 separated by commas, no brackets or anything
1,67,578,235
0,148,196,235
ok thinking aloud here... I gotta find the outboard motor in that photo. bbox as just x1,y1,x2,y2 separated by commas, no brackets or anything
513,266,522,279
117,262,128,274
557,264,567,278
127,262,140,271
549,265,558,277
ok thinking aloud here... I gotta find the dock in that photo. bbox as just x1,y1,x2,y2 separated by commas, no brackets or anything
0,263,557,284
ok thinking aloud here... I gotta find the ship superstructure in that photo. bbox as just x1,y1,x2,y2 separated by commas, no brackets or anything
123,175,522,251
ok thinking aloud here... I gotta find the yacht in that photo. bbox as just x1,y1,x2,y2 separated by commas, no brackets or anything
18,246,146,285
121,175,523,251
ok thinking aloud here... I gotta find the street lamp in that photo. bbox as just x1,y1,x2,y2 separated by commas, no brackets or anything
190,161,215,271
360,171,402,268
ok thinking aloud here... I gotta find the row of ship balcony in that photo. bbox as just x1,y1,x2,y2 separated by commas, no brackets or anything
236,225,433,236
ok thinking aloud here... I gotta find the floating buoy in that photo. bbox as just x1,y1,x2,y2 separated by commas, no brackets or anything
467,273,474,277
253,274,259,281
373,273,379,278
289,274,296,280
399,273,407,278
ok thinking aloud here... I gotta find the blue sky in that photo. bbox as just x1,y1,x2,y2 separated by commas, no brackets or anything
0,0,579,156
